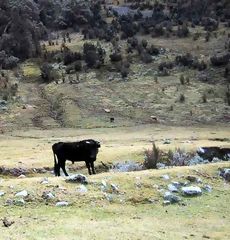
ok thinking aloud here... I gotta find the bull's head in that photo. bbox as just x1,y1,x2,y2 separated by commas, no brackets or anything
85,140,101,148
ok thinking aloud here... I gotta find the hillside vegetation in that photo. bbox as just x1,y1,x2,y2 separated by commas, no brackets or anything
0,0,230,131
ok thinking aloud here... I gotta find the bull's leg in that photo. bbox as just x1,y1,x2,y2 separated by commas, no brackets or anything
55,164,61,176
86,162,92,175
60,160,69,176
90,162,96,174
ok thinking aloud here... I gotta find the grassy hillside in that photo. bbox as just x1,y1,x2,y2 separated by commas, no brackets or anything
0,25,229,132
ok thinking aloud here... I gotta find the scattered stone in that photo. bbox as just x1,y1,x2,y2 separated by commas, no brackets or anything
171,181,181,188
186,175,198,182
15,190,28,197
2,217,14,227
219,168,230,182
164,192,181,204
77,185,88,194
101,180,108,192
55,201,69,207
5,199,13,205
0,191,5,197
65,174,88,184
212,157,221,163
163,200,171,206
40,177,49,184
104,108,111,113
103,192,113,202
18,174,26,178
182,186,202,196
188,155,207,165
156,163,166,169
42,192,55,200
168,184,179,192
161,174,170,180
112,161,143,172
14,198,25,206
163,139,171,144
203,185,212,192
111,183,119,193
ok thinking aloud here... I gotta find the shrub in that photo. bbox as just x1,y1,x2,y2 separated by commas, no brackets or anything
110,52,122,62
121,67,129,79
202,93,207,103
141,52,152,63
141,39,148,49
143,142,160,169
0,51,19,69
180,75,185,85
179,94,185,103
210,53,230,66
168,148,192,166
74,61,82,72
40,63,58,82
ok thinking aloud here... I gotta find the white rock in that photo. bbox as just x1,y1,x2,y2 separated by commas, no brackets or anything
203,185,212,192
161,174,170,180
103,193,113,202
0,191,5,196
66,174,88,184
40,177,49,184
182,186,202,196
14,198,25,206
43,192,55,200
168,184,179,192
15,190,28,197
18,174,26,178
111,183,119,192
55,201,69,207
164,191,181,203
77,185,88,194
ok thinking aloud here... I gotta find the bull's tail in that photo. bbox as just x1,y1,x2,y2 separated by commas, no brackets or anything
52,144,59,176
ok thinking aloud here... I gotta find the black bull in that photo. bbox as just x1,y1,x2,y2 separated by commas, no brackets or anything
52,139,101,176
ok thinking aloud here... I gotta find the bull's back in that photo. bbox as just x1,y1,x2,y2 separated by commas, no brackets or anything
53,142,89,161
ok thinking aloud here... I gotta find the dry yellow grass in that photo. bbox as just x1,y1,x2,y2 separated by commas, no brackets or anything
0,125,229,170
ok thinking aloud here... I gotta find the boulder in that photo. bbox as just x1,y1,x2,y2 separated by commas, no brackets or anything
168,184,179,192
182,186,202,196
163,191,181,204
65,174,88,184
15,190,28,197
42,192,55,200
14,198,25,206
